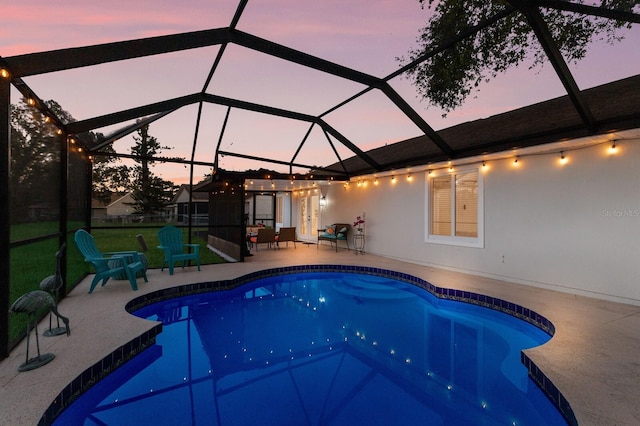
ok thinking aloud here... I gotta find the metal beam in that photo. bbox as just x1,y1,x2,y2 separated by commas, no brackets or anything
228,29,381,88
202,0,249,92
321,128,349,177
214,107,232,170
511,0,597,132
316,119,381,171
0,74,9,358
201,93,317,122
93,151,215,168
3,28,232,77
537,0,640,23
67,94,202,134
217,150,318,170
290,123,315,166
380,83,455,157
92,110,175,151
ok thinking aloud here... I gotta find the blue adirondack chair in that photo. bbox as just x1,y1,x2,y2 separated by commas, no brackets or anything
157,226,201,275
74,229,148,293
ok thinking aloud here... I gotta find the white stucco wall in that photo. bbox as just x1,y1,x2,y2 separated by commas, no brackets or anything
320,139,640,305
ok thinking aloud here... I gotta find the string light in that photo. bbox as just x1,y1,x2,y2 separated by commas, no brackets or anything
0,68,10,79
347,139,625,187
559,151,568,165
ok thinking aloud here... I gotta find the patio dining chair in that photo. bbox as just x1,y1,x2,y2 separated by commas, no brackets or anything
275,227,297,249
157,225,201,275
74,229,148,293
250,228,276,251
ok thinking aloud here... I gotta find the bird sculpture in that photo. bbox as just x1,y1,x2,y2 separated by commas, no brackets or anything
9,290,70,372
39,244,67,336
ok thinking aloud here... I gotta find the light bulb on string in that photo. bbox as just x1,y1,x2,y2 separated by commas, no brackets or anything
559,151,568,165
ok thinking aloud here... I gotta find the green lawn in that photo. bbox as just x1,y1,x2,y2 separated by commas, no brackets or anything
89,227,224,269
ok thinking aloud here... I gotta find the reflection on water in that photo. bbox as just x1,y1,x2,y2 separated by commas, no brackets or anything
55,272,566,425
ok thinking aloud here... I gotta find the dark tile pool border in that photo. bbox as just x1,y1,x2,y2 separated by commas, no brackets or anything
38,322,162,426
41,264,577,426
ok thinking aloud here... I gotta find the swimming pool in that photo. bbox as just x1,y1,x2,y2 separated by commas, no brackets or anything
51,267,571,425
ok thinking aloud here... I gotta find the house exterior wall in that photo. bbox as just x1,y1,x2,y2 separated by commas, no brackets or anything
107,193,135,216
321,140,640,305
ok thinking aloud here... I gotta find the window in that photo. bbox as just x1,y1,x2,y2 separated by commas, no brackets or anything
426,168,483,247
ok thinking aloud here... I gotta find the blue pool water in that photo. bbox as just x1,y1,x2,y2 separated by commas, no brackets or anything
55,272,567,425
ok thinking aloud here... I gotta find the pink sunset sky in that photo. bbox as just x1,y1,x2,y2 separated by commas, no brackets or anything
1,1,639,184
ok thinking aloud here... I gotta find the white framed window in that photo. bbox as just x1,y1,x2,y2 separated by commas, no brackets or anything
425,167,484,248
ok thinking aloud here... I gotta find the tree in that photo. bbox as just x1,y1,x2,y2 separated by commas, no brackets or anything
91,146,130,205
9,98,67,223
127,124,178,216
400,0,637,114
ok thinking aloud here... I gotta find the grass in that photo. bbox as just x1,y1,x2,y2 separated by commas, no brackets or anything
8,224,225,347
90,226,224,268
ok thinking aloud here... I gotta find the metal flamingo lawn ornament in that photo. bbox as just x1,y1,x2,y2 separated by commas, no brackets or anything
9,290,70,372
39,244,67,336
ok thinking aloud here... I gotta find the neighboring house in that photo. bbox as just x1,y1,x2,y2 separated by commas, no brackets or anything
91,193,126,220
106,192,136,216
173,184,209,225
91,192,136,222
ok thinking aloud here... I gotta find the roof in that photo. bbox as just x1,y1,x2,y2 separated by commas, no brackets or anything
323,74,640,176
172,184,211,202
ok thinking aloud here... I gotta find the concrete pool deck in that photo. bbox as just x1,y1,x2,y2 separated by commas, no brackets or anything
1,245,639,425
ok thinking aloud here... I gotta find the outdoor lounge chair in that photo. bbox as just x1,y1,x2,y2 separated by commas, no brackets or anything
275,227,297,248
74,229,148,293
249,228,276,251
157,225,201,275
